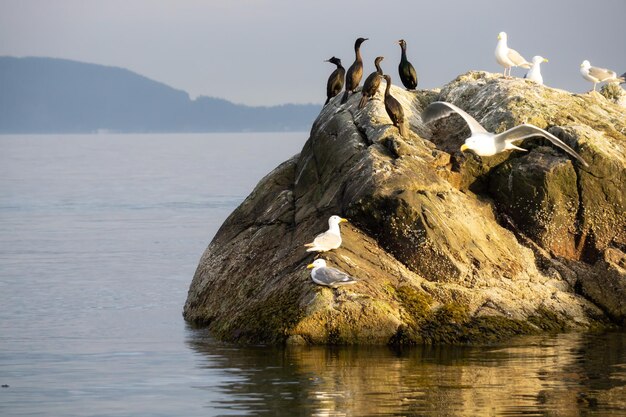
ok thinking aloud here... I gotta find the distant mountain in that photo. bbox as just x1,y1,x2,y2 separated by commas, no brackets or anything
0,57,321,133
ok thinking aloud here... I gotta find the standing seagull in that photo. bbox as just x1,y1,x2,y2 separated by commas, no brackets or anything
306,259,357,288
359,56,384,109
495,32,531,77
324,57,345,105
382,75,408,138
579,60,625,91
304,215,348,252
341,37,368,104
422,101,589,167
524,56,548,85
397,39,418,90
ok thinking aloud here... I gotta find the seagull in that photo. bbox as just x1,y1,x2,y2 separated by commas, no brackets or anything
306,259,357,288
304,215,348,252
495,32,531,77
524,56,548,85
422,101,589,167
580,60,625,91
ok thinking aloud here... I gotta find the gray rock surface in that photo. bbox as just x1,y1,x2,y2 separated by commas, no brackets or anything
184,72,626,344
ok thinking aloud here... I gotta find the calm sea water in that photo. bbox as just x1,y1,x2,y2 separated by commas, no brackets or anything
1,133,625,417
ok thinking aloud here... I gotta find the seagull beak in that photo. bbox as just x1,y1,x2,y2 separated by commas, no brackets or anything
306,263,315,269
497,34,501,40
339,218,348,223
543,58,549,63
460,144,469,152
580,63,584,68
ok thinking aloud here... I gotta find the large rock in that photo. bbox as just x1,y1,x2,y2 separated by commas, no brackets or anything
184,71,626,344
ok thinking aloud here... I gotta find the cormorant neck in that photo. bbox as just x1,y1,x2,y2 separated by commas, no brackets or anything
375,62,382,74
355,46,362,62
385,80,391,96
401,45,407,61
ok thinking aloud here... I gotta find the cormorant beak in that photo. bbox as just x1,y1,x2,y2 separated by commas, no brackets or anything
306,263,315,269
460,144,470,152
339,218,348,223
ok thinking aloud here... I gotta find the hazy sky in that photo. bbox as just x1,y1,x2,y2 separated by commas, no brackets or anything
1,0,624,106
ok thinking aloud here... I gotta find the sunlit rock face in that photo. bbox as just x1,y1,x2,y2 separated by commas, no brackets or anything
184,71,626,344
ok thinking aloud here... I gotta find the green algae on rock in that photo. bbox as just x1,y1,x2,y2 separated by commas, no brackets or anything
184,71,626,345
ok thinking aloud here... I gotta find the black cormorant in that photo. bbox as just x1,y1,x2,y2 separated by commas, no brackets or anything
341,37,368,104
324,57,345,105
358,56,384,109
397,39,417,90
383,75,407,138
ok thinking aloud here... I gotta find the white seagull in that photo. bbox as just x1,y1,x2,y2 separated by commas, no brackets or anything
422,101,589,167
304,215,348,252
495,32,531,77
525,56,548,85
580,60,625,92
306,259,357,288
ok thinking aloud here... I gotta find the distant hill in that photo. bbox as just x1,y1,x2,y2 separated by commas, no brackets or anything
0,57,321,133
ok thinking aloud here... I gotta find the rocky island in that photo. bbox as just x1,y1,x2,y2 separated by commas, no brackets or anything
184,71,626,345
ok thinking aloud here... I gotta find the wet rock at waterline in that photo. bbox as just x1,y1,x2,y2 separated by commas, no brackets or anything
184,71,626,344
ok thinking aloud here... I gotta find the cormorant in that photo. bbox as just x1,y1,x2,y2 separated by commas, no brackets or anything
358,56,384,109
324,57,345,105
397,39,417,90
341,37,368,104
382,75,407,138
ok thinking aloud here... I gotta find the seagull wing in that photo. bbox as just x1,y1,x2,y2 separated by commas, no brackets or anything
507,48,531,68
588,66,617,81
312,267,356,287
305,231,341,251
496,124,589,167
422,101,488,135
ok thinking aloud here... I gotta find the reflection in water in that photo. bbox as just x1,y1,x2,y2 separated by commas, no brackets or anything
188,330,626,416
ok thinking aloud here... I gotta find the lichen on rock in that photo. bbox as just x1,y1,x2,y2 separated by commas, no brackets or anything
184,71,626,345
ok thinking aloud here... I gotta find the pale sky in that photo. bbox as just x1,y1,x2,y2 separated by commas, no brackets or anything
1,0,624,106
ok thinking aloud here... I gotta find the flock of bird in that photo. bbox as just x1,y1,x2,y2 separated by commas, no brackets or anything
324,37,416,139
305,32,623,288
305,216,356,288
494,31,625,90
